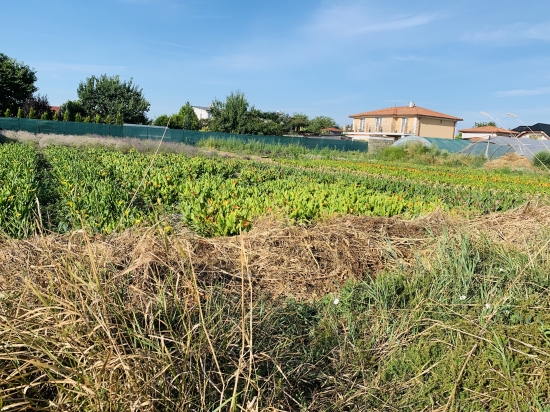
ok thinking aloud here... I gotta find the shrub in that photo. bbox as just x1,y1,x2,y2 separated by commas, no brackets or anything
52,111,59,121
17,108,22,118
83,116,91,123
94,114,101,124
40,112,48,120
533,150,550,169
74,113,82,122
115,113,123,125
28,107,36,119
105,114,112,124
63,111,69,122
4,108,11,117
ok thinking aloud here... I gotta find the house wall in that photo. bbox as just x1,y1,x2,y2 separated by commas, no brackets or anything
418,118,456,139
353,117,416,134
193,108,211,120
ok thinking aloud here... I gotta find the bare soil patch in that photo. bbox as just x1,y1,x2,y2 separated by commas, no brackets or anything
1,204,548,301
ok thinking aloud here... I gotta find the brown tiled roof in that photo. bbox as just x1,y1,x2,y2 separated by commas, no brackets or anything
459,126,518,134
50,106,60,113
323,127,342,132
349,105,463,121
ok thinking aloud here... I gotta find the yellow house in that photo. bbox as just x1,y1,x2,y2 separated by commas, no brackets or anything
348,102,463,139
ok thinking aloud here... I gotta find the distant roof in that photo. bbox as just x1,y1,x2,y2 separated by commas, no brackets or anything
459,126,518,134
323,127,342,132
50,106,60,112
349,105,462,121
192,106,211,111
512,123,550,135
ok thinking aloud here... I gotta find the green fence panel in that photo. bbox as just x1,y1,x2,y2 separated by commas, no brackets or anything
0,118,21,131
0,118,368,152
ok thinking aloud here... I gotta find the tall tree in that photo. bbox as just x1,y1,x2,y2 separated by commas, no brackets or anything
59,100,86,122
179,102,200,130
22,94,51,119
0,53,37,114
209,91,249,134
77,74,150,124
307,116,337,134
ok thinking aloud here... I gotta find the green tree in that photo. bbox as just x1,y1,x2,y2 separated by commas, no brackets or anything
63,111,69,122
474,121,496,128
209,91,249,134
4,108,11,117
179,102,199,130
60,100,86,122
306,116,336,134
40,112,48,120
153,114,170,127
17,108,22,118
105,114,112,124
83,116,91,123
115,112,123,125
94,114,101,123
52,111,59,121
28,107,36,119
75,113,83,122
291,113,309,133
0,53,37,114
77,74,150,124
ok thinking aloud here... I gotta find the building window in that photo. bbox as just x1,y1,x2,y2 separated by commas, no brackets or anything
400,118,408,133
359,118,365,132
375,117,382,131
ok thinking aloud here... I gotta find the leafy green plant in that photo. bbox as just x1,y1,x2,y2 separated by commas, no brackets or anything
74,113,82,122
40,112,48,120
63,111,69,122
16,107,22,118
533,151,550,169
52,111,59,121
4,108,11,117
83,116,91,123
94,114,101,123
28,107,36,119
115,112,123,125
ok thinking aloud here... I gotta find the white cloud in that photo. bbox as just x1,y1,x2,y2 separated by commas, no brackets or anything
464,22,550,44
195,3,441,74
495,87,550,97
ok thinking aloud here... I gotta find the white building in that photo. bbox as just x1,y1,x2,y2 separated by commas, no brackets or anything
192,106,212,120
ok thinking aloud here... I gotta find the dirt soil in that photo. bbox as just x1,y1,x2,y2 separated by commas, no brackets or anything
484,152,535,171
1,204,549,301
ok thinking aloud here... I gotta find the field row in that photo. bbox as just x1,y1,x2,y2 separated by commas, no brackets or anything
0,144,545,237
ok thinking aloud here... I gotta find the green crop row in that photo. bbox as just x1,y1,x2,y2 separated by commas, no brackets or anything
0,144,545,238
281,158,550,195
0,144,40,237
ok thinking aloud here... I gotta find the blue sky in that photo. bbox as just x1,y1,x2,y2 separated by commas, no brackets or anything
2,0,550,130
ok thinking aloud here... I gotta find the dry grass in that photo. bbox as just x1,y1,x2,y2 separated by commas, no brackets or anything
1,207,550,411
484,152,535,171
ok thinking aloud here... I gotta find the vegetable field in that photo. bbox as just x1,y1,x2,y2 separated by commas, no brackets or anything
0,143,548,238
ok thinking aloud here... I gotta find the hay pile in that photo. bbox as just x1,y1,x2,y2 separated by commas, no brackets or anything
484,152,535,171
1,205,549,301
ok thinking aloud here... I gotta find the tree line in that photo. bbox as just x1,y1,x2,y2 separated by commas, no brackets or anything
1,53,339,135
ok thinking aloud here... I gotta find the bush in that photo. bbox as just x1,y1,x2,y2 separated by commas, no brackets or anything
4,108,11,117
74,113,82,122
94,114,101,124
40,112,48,120
83,116,91,123
63,111,69,122
533,150,550,169
52,111,59,121
28,107,36,119
17,108,22,118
